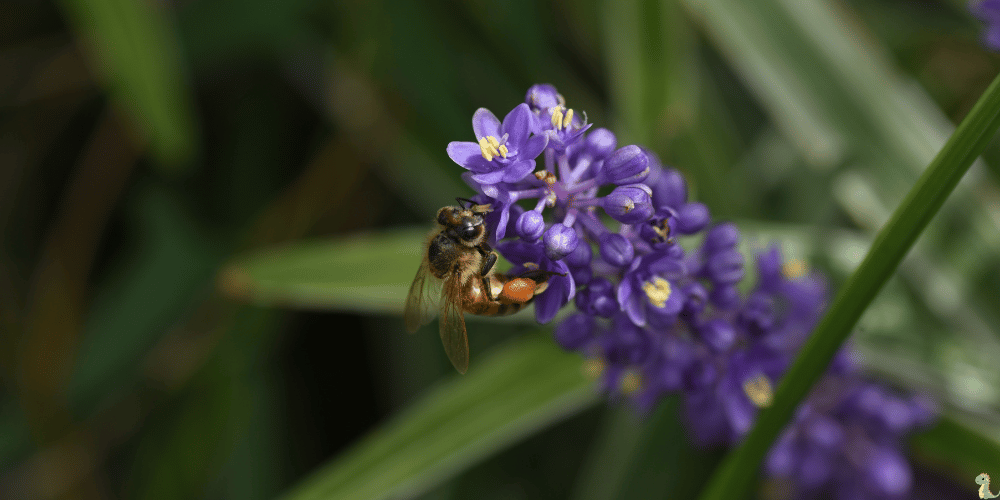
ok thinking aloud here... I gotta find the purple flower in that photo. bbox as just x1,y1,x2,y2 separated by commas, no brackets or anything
447,104,548,185
445,84,935,500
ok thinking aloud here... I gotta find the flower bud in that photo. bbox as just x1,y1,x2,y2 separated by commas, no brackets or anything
706,249,744,285
525,84,562,112
603,184,654,224
575,277,618,318
681,282,708,316
600,145,649,185
703,223,740,254
564,238,592,267
584,128,617,159
710,284,740,310
599,233,634,268
543,223,579,261
554,313,594,351
650,168,687,210
515,210,545,241
675,202,710,234
700,319,736,352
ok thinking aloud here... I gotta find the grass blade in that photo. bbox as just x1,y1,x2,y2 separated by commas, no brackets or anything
58,0,198,171
279,334,598,500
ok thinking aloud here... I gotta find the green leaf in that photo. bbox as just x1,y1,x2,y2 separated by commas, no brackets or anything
58,0,198,171
911,414,1000,488
220,228,547,324
697,71,1000,500
219,228,427,313
278,334,599,500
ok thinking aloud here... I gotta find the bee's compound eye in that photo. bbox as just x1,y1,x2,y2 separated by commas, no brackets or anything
460,225,478,240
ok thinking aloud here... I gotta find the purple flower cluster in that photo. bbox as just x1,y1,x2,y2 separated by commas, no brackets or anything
447,84,935,499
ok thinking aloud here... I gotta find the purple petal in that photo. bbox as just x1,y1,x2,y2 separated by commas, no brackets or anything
866,447,912,496
447,141,493,172
535,277,567,324
472,107,501,139
470,169,506,184
660,283,684,315
618,277,646,327
502,159,535,183
722,383,756,436
493,203,510,241
497,240,543,265
501,103,532,148
521,133,548,161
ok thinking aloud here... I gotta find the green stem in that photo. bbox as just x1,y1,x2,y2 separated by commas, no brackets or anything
698,71,1000,500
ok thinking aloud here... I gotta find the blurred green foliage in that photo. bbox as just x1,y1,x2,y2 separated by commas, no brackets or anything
3,0,1000,499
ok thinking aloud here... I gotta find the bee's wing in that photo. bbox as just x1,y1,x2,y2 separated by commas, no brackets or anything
404,259,441,333
439,274,470,374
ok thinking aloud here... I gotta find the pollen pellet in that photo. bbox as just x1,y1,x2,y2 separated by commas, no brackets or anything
499,278,534,303
743,373,773,408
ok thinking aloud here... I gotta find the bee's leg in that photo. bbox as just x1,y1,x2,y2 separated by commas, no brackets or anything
480,251,497,277
516,269,566,283
482,275,502,301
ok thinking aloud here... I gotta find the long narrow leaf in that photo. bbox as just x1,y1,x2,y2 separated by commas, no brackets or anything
58,0,198,171
698,72,1000,500
279,334,598,500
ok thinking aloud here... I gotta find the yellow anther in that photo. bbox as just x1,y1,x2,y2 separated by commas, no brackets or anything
642,277,671,308
479,135,505,161
551,107,564,130
535,171,547,181
479,137,494,161
583,358,605,380
523,262,540,270
563,108,574,129
622,198,635,213
743,373,774,408
620,371,641,395
782,259,807,279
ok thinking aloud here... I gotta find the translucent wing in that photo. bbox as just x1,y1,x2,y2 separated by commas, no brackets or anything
404,259,441,333
439,274,470,374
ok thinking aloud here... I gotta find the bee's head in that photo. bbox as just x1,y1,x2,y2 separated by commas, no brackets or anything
437,203,493,246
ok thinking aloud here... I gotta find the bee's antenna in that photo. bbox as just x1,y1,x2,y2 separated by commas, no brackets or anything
455,197,476,208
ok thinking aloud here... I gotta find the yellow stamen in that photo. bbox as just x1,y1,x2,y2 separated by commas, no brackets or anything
782,259,807,279
743,373,773,408
487,135,501,149
620,371,641,394
622,198,634,213
563,108,574,129
583,358,605,380
551,107,564,130
498,144,508,158
642,277,671,308
479,137,494,161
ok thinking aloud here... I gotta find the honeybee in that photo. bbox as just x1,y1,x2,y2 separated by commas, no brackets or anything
405,198,557,373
